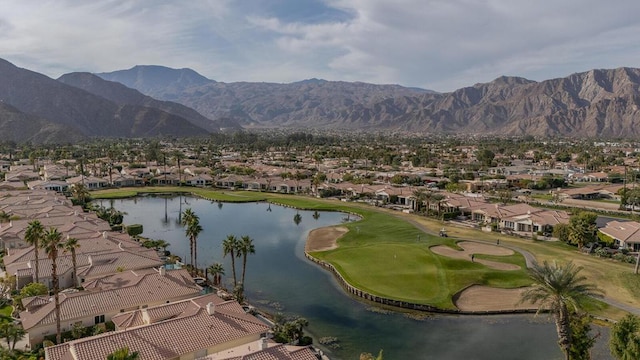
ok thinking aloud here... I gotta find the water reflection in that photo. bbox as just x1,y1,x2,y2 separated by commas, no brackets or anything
106,196,570,360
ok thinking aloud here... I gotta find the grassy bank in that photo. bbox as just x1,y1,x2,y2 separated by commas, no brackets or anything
92,187,637,318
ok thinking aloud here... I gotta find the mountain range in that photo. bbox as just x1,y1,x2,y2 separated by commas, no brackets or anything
2,57,640,143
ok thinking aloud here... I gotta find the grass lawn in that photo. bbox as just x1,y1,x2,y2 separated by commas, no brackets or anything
0,304,13,321
93,188,638,318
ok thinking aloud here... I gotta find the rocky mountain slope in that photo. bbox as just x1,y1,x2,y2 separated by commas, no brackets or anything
98,67,433,127
0,59,210,143
57,72,234,132
0,102,86,144
99,65,640,137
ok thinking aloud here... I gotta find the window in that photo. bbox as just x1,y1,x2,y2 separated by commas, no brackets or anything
94,315,105,324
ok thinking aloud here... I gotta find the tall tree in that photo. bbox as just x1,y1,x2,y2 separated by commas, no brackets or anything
238,235,256,286
520,261,602,360
207,263,225,287
181,208,202,270
568,212,598,249
173,150,185,186
42,227,64,344
222,235,240,286
0,322,25,351
569,312,598,360
71,183,90,206
64,237,80,287
412,189,425,212
24,220,44,283
610,314,640,360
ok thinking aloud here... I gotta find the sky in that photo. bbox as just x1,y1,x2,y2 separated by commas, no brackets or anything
2,0,640,92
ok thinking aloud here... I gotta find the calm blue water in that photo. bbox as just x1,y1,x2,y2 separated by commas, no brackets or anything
102,195,573,359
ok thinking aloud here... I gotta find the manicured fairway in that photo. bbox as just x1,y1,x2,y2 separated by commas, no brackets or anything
92,188,636,317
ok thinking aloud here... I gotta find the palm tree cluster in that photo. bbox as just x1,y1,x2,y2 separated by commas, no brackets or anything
181,208,202,274
520,261,602,360
412,189,445,216
24,221,83,344
222,235,255,298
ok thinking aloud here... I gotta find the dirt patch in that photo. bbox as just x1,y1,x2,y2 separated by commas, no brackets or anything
430,241,520,271
455,285,537,311
306,226,349,252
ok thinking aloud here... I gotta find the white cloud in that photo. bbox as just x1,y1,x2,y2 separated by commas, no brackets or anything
1,0,640,91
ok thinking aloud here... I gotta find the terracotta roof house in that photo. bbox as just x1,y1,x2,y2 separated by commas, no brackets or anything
500,208,570,235
26,180,69,192
44,293,271,360
599,220,640,251
5,230,162,290
65,176,109,189
197,338,318,360
21,268,202,346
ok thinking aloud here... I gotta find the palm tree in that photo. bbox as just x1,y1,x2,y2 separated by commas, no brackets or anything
24,220,44,283
71,183,90,205
180,208,202,270
207,263,225,287
412,189,425,212
41,227,64,344
222,235,240,286
238,236,256,286
173,150,185,186
107,346,140,360
0,322,25,351
520,261,602,360
432,193,445,219
64,237,80,287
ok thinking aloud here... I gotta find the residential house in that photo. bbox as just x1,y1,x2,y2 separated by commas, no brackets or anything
599,220,640,251
196,339,318,360
66,176,108,189
21,268,202,346
44,293,270,360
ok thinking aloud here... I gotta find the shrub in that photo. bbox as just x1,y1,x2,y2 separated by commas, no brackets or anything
126,224,143,237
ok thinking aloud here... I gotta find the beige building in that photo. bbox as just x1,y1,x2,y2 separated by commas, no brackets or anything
21,268,201,346
45,293,271,360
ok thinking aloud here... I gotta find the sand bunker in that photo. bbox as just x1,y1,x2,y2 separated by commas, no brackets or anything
454,285,537,311
430,241,520,271
306,226,349,252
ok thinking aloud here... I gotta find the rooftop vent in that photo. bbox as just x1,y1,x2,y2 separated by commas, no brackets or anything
206,302,216,315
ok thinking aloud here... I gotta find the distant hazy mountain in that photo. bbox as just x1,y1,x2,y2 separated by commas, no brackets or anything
97,65,214,101
6,57,640,141
99,65,640,137
57,72,233,132
0,58,210,143
97,66,434,128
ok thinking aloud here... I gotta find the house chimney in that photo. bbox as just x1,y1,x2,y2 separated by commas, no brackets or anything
103,231,107,239
87,255,93,266
260,337,269,350
206,302,216,315
159,266,166,276
141,309,151,325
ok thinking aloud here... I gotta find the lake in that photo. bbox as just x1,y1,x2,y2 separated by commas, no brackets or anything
101,195,601,359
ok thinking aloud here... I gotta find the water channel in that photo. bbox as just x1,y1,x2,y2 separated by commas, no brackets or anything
100,195,605,359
